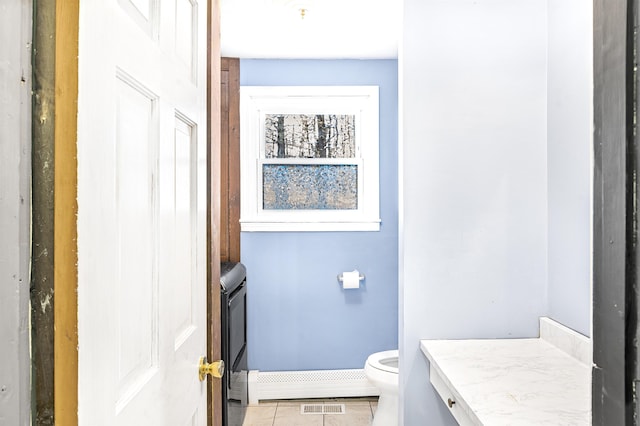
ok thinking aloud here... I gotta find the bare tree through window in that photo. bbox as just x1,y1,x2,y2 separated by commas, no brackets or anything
264,114,356,159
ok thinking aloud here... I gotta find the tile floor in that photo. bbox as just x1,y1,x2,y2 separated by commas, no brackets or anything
240,397,378,426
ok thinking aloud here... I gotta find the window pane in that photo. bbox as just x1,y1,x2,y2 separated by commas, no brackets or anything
263,165,357,210
264,114,356,159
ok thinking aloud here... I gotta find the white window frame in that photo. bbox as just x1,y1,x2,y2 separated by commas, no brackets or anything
240,86,380,232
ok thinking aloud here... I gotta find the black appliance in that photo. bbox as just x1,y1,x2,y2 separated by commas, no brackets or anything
220,262,248,426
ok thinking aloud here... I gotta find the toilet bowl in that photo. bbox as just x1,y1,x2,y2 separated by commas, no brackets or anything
365,350,399,426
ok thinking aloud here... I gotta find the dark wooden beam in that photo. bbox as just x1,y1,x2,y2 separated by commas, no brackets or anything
220,57,241,263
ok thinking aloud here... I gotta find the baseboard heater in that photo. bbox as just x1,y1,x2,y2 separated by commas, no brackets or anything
247,369,380,405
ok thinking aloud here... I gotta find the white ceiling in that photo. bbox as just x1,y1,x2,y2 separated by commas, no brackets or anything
220,0,400,59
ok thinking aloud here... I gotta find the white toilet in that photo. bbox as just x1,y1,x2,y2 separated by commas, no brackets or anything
365,350,399,426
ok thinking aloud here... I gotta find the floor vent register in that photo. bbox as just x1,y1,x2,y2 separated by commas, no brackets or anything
300,403,346,415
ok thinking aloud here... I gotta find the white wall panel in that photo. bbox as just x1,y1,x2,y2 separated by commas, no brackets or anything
547,0,592,337
400,1,548,424
0,1,31,424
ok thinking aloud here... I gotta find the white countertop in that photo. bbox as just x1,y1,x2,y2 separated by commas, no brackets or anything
420,319,591,425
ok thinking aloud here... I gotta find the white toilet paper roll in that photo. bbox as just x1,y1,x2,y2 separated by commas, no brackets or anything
342,270,361,289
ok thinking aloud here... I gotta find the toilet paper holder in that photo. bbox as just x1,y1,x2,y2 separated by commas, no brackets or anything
337,272,365,282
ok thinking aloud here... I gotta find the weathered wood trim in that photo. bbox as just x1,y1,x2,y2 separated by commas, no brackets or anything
220,59,229,262
592,0,635,423
208,0,223,425
220,57,241,263
54,0,79,425
31,0,56,422
227,58,241,264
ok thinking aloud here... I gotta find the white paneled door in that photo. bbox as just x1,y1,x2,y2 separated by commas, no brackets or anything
76,0,209,425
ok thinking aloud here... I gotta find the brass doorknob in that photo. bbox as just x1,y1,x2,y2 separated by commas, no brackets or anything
199,357,225,381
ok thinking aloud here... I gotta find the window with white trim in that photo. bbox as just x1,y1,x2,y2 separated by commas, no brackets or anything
240,86,380,232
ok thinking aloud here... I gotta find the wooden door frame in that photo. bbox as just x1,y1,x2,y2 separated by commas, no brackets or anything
34,1,222,425
592,0,639,423
31,0,80,424
207,1,223,425
52,1,80,425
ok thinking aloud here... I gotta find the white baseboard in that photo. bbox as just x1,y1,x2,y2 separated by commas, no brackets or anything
248,369,380,405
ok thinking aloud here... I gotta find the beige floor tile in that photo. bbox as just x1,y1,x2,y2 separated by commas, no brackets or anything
243,398,377,426
251,401,279,407
275,398,326,407
324,404,373,426
242,405,277,426
273,405,323,426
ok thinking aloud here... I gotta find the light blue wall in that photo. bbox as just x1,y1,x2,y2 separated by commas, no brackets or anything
400,1,549,424
547,0,592,337
240,59,399,371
